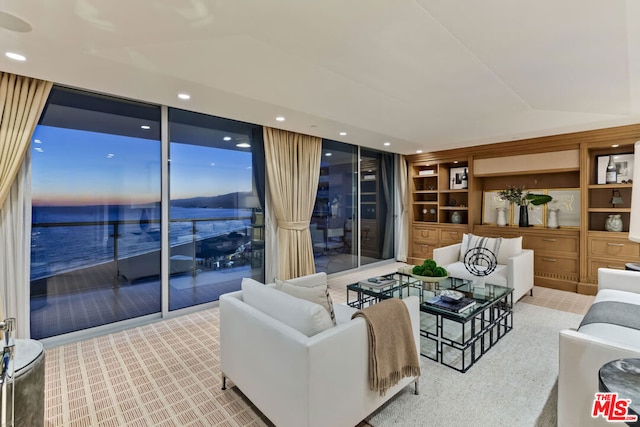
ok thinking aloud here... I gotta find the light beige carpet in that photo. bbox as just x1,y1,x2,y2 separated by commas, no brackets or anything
366,303,582,427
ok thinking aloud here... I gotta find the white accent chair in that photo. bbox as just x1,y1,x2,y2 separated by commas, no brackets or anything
558,268,640,427
219,274,421,427
432,234,534,303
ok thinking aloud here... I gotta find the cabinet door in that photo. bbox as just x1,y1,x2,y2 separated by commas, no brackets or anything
439,227,467,245
526,234,579,253
588,258,628,278
588,236,640,258
412,242,435,260
534,254,579,275
413,226,438,244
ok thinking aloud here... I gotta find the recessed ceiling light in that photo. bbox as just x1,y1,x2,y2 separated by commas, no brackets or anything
140,125,150,130
416,150,423,154
339,132,347,136
611,144,620,148
325,152,332,157
383,142,391,146
223,136,232,141
178,93,190,100
453,160,458,164
275,116,285,122
236,143,251,148
5,52,26,61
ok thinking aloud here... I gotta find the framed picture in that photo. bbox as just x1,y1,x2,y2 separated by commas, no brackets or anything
449,166,467,189
597,154,633,184
482,191,509,225
547,188,580,227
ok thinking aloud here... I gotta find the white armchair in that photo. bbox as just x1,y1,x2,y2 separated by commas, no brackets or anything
432,234,534,303
558,268,640,427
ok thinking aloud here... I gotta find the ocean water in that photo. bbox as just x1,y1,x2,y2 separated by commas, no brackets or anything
31,205,251,279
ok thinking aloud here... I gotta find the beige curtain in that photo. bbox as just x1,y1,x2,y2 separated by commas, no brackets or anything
0,73,52,208
396,155,409,262
0,72,52,325
263,127,321,279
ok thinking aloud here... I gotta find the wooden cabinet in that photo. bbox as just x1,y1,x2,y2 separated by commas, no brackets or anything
409,158,470,225
408,223,468,265
584,232,640,279
408,156,470,265
579,138,640,294
406,123,640,295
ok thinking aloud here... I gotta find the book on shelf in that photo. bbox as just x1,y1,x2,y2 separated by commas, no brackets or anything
359,276,397,288
425,295,476,313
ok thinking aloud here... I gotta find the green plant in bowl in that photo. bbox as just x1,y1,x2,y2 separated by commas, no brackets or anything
411,259,448,282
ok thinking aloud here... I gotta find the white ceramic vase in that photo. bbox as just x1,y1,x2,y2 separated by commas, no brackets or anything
605,214,623,232
496,207,507,226
547,208,559,228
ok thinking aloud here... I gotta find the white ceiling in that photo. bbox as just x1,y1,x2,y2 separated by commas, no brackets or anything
1,0,639,155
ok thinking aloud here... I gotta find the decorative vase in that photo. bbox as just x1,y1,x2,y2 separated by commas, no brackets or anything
518,205,529,227
605,214,623,232
547,208,559,229
496,207,507,226
451,211,462,224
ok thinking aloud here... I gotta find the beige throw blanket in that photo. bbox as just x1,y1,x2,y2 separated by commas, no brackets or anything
352,298,421,396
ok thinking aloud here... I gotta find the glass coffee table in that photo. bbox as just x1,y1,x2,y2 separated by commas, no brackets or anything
347,272,513,373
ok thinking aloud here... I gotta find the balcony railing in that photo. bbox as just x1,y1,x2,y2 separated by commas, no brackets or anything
30,215,258,294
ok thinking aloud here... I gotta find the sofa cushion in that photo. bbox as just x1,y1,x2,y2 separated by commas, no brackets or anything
275,278,336,325
444,262,508,286
241,278,334,337
459,233,502,263
497,236,523,265
577,289,640,351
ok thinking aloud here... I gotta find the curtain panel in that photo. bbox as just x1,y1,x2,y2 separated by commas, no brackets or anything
0,73,52,207
263,127,321,280
395,155,409,262
0,72,52,331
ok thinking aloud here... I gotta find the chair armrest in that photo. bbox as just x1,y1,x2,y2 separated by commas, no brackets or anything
433,243,461,266
507,249,534,302
598,268,640,294
558,329,640,427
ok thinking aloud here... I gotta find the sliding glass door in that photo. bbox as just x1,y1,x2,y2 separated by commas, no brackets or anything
168,109,264,310
30,87,162,339
360,149,395,266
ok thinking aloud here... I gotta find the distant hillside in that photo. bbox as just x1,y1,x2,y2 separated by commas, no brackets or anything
171,191,254,209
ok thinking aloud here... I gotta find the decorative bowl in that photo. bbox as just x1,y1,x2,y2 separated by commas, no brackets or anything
411,274,449,283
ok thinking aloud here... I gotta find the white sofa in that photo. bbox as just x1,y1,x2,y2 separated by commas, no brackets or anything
432,234,534,303
558,268,640,427
219,274,421,427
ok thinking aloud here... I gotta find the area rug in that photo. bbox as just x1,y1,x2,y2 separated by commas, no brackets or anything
366,302,582,427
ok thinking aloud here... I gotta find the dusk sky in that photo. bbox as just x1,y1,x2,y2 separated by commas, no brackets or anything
32,125,253,206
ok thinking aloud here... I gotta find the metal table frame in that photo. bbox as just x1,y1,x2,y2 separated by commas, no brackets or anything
346,273,513,373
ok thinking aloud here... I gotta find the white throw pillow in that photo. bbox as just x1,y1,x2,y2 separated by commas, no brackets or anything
241,278,334,337
275,278,336,325
497,236,523,265
459,233,502,264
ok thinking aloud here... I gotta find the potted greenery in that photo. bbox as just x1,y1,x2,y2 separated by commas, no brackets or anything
498,186,552,227
411,259,449,283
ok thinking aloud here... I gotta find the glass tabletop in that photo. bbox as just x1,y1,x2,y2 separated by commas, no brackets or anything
348,272,512,319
